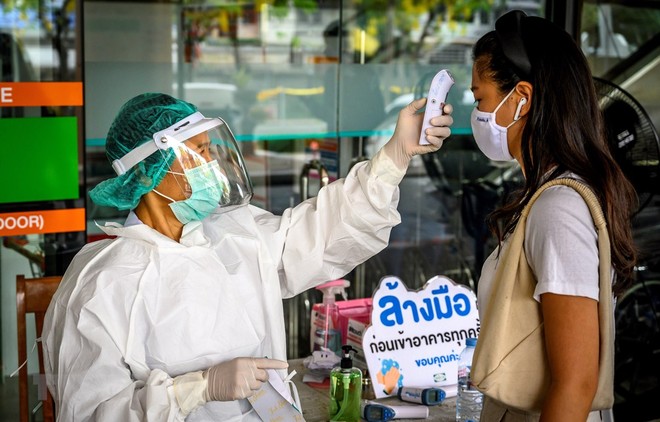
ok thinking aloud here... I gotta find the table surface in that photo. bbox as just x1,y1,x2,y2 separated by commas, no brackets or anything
288,359,457,422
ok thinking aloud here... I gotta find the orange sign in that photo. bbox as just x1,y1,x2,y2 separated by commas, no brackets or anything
0,82,83,107
0,208,85,236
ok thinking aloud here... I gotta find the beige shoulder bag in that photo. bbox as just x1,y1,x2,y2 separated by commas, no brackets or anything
471,177,614,412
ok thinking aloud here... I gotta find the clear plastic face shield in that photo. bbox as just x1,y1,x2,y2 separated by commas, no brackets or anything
112,112,253,220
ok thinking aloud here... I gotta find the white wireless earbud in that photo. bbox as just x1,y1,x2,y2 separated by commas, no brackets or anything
513,97,527,121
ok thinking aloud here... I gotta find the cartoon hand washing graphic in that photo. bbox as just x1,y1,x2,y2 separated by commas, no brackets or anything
376,359,403,395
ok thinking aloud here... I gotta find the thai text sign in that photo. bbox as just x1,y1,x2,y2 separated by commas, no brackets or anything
362,275,480,399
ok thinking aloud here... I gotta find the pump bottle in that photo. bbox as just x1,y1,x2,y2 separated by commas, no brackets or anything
329,345,362,422
310,279,350,355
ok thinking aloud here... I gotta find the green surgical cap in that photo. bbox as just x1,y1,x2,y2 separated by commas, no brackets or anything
89,93,198,210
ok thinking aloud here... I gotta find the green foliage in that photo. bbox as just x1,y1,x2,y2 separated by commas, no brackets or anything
293,0,318,12
2,0,35,13
268,0,317,18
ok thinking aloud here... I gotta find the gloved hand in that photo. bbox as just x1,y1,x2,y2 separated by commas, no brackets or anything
204,357,289,401
382,97,453,170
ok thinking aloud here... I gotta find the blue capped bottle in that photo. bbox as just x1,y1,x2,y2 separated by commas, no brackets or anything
456,337,483,422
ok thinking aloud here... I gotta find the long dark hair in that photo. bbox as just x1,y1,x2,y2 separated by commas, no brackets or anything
473,16,637,296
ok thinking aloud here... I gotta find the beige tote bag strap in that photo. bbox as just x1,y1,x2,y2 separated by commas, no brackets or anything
528,178,614,408
472,177,614,410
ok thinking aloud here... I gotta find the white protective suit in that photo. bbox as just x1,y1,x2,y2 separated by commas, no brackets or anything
43,149,404,422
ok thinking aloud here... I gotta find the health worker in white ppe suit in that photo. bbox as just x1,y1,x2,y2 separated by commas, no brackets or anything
43,92,453,421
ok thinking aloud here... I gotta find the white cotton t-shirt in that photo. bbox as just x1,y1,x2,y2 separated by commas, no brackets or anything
475,176,617,419
477,176,604,319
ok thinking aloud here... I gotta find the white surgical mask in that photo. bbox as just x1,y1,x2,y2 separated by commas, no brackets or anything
471,87,525,161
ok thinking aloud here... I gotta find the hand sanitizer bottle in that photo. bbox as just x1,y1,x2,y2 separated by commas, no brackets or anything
310,279,350,355
329,345,362,421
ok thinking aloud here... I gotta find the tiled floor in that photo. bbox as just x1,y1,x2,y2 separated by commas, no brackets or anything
0,376,19,421
1,372,658,422
0,375,44,422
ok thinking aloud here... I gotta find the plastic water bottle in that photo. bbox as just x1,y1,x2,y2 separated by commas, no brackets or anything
456,337,483,422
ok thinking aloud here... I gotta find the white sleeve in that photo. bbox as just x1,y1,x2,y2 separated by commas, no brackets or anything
524,185,600,302
277,148,405,297
44,284,185,422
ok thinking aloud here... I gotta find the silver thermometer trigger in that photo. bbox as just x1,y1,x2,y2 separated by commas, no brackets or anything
419,69,454,145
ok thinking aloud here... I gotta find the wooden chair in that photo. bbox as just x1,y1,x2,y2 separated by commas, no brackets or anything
16,274,61,422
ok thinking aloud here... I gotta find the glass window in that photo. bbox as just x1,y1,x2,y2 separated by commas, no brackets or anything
581,3,660,420
581,2,660,133
580,1,660,265
0,0,83,414
83,1,548,359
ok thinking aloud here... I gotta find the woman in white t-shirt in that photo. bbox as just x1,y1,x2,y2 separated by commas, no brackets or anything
469,10,637,422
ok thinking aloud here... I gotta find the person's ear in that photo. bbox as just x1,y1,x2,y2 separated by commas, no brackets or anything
513,97,527,121
514,81,533,119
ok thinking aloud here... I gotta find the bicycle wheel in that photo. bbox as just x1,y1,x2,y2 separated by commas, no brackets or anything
613,279,660,421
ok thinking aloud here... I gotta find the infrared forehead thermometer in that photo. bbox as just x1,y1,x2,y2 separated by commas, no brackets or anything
419,69,455,145
397,386,446,405
362,401,430,422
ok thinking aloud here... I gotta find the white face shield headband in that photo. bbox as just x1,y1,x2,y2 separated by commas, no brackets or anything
112,112,253,221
